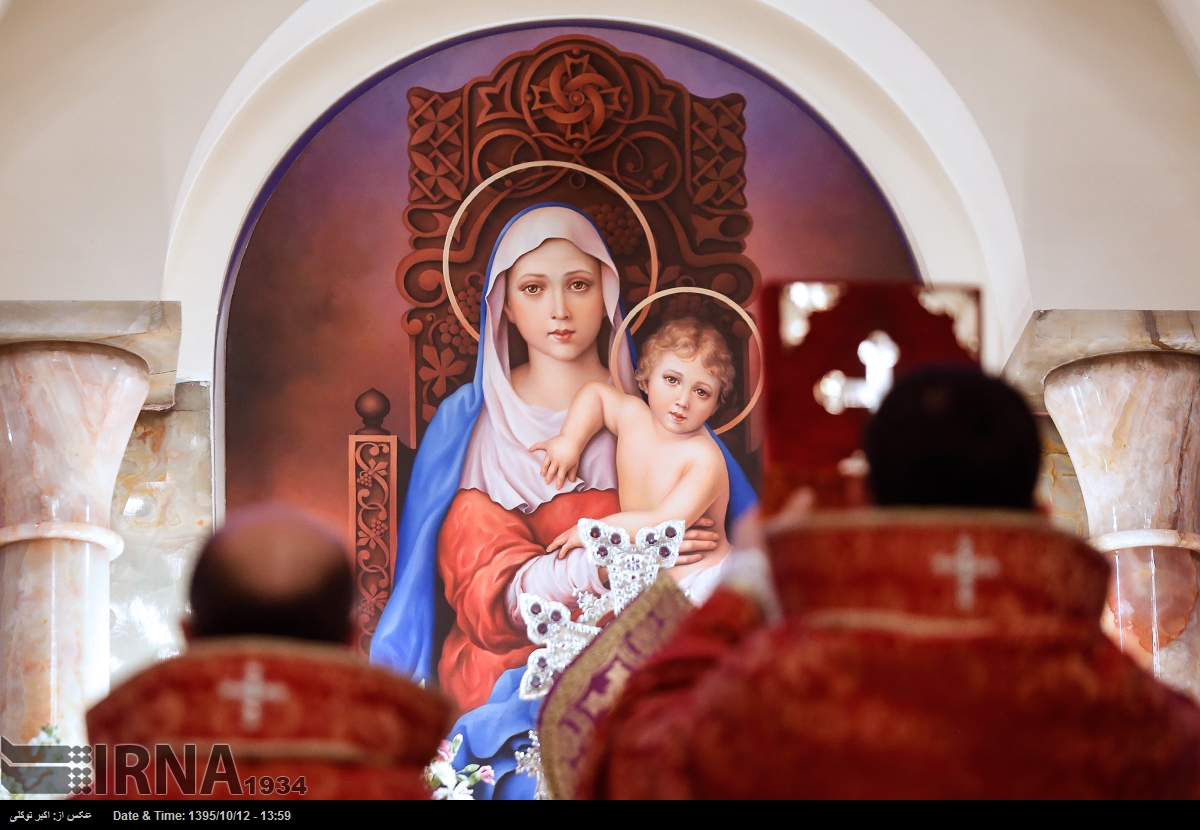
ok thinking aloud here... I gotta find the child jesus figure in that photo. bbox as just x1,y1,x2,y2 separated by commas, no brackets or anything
532,316,735,602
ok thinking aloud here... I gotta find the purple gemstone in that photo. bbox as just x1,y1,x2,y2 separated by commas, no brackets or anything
589,526,601,538
550,610,562,622
659,546,670,557
598,546,608,558
530,603,542,616
530,676,542,688
537,656,548,669
537,622,548,635
610,533,621,545
665,526,677,538
646,533,656,544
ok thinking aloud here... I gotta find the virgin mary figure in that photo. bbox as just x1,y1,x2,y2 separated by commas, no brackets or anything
371,203,756,798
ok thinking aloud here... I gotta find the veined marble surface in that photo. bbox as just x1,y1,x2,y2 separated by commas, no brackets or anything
1045,353,1200,542
1045,352,1200,698
0,342,149,744
0,301,181,410
1034,416,1087,538
1005,310,1200,412
109,382,213,687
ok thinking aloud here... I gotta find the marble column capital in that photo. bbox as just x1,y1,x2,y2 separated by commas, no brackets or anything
1010,311,1200,697
0,338,159,743
1004,309,1200,411
0,342,151,529
0,301,181,410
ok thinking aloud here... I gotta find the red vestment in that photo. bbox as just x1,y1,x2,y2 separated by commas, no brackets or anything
582,509,1200,799
85,638,452,799
437,487,620,711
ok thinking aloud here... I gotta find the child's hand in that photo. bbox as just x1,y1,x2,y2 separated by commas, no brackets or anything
546,526,584,559
529,436,583,488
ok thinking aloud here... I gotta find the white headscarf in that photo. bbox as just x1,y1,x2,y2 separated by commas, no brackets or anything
460,205,635,513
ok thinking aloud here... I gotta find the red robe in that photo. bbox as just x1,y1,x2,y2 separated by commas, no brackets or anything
85,637,452,800
581,509,1200,799
437,487,620,712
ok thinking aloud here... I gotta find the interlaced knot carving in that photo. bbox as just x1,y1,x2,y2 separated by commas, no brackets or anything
395,35,759,454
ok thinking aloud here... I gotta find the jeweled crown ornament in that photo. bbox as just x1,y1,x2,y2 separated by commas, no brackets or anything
517,518,685,701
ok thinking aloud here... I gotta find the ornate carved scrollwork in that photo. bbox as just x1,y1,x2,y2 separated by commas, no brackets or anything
349,390,399,656
349,436,397,656
397,35,760,472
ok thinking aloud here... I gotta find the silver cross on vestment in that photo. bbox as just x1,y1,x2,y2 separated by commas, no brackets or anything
516,518,685,702
218,660,289,731
931,535,1000,612
514,730,550,800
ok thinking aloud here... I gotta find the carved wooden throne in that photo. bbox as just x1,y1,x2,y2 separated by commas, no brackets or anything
396,34,762,474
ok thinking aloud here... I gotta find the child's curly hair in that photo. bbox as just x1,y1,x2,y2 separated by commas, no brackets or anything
634,316,736,403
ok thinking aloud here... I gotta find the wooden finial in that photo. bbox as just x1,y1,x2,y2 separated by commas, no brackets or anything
354,388,390,435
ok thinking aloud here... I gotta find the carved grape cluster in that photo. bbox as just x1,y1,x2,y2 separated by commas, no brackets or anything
359,590,388,618
585,203,643,256
439,283,481,356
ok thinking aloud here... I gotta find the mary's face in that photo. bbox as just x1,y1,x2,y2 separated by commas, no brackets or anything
504,238,606,364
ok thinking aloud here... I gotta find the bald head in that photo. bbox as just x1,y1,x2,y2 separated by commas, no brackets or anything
189,504,354,644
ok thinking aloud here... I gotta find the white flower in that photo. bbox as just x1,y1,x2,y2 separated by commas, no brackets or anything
426,760,457,791
28,725,60,746
423,734,484,800
448,780,475,800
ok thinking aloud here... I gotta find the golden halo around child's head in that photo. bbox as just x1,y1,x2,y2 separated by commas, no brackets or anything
442,160,659,342
609,286,763,435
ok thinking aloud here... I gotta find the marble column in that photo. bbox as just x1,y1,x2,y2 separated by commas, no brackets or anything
1008,310,1200,699
0,343,149,744
1044,353,1200,694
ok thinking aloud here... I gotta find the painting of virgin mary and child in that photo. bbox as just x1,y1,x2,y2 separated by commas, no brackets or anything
222,26,920,801
369,204,757,798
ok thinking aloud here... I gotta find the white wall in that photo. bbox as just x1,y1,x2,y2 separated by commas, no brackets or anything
872,0,1200,312
1159,0,1200,80
0,0,1197,371
0,0,304,300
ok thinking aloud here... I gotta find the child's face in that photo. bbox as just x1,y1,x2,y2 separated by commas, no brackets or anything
642,352,722,434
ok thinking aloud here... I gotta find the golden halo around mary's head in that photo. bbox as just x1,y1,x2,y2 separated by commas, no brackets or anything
609,286,763,435
442,160,660,341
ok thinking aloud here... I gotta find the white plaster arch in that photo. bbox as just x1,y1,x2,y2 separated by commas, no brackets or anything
164,0,1029,511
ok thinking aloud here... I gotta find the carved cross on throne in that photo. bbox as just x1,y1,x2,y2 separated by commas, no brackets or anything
395,35,762,476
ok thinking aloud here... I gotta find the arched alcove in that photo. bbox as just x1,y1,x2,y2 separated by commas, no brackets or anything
162,0,1027,518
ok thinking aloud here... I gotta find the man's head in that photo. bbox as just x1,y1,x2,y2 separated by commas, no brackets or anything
187,504,354,644
635,316,736,435
864,366,1041,509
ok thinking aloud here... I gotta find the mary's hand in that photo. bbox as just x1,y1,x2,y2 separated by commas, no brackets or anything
675,517,719,567
547,526,584,558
